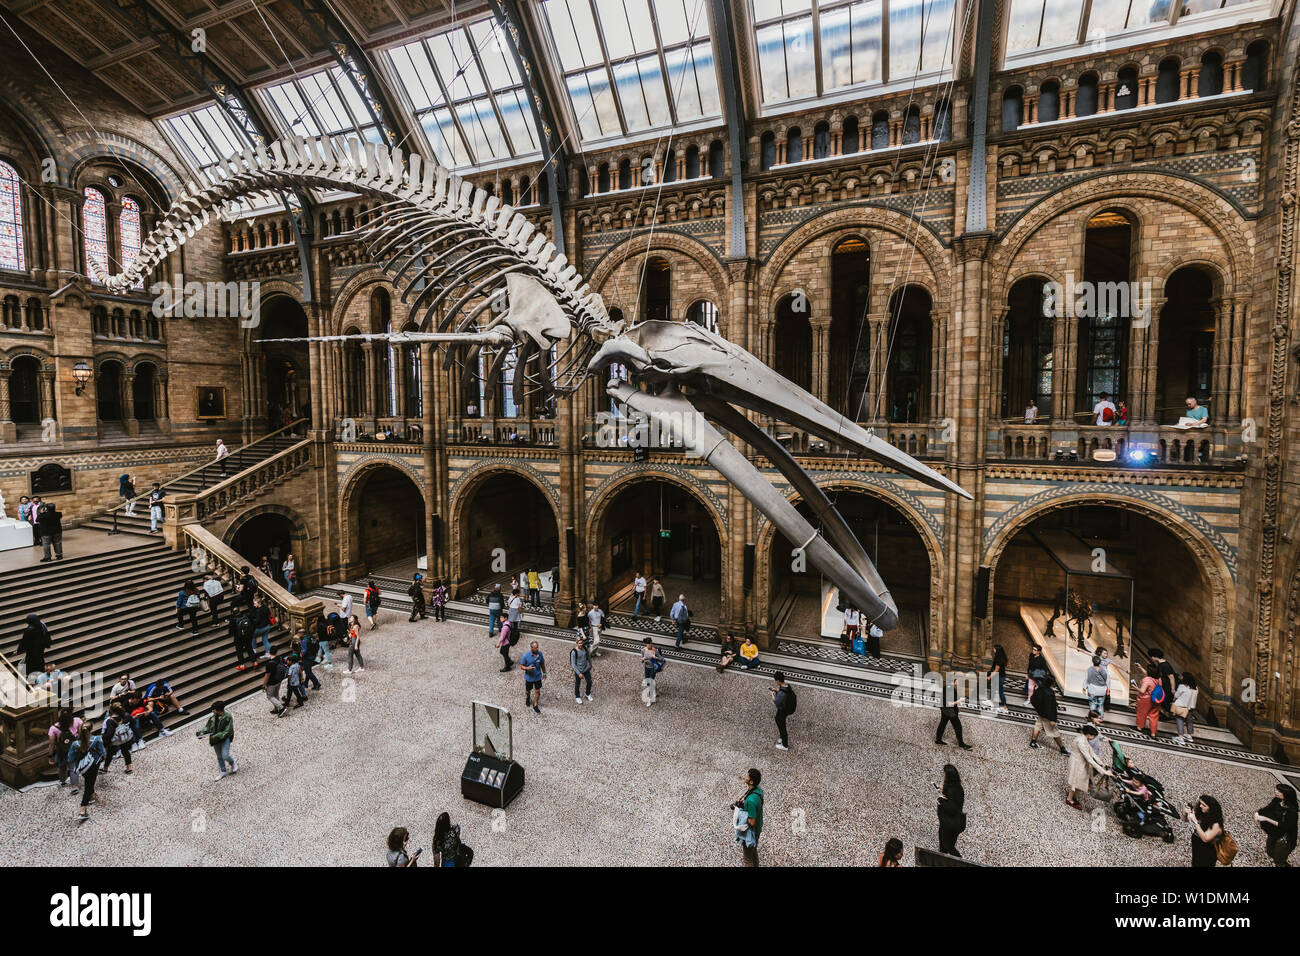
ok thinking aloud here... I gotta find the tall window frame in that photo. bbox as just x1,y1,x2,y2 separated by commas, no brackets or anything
82,186,110,282
0,159,26,272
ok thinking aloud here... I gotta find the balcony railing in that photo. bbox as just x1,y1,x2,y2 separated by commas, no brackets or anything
455,418,558,447
998,423,1234,466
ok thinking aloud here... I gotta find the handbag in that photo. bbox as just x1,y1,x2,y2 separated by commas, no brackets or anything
1216,830,1239,866
1171,704,1190,718
456,845,474,867
75,749,98,776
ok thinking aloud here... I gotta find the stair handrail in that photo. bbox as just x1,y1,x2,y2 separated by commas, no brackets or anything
181,524,322,636
181,437,315,524
95,418,309,526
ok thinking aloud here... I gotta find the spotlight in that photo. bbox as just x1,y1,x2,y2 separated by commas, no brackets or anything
1125,448,1155,467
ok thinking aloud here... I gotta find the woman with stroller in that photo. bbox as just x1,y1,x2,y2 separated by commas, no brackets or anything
1066,724,1112,810
1182,795,1225,867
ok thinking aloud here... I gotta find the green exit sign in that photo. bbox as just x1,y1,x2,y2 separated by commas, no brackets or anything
659,529,671,539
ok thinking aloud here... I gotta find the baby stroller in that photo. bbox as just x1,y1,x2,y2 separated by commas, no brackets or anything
1110,741,1178,842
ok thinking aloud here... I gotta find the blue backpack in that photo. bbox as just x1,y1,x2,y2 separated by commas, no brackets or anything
1149,683,1165,705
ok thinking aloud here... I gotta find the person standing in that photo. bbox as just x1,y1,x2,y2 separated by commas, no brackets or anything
632,571,647,617
1029,675,1069,754
69,721,106,824
1084,655,1110,716
1132,661,1161,737
282,553,296,594
1025,643,1049,703
650,577,665,621
936,764,965,857
250,596,273,657
16,613,52,678
1172,673,1199,744
1149,648,1176,718
670,594,690,649
262,654,287,716
495,621,514,672
1066,725,1112,809
345,615,366,673
843,605,861,649
100,702,134,775
48,708,82,787
298,628,322,691
215,438,230,477
230,608,256,669
640,638,661,706
771,672,796,751
486,585,504,636
202,572,225,626
433,812,469,867
407,574,428,621
526,567,541,607
430,579,447,622
197,700,237,781
119,473,137,515
36,501,63,562
363,580,382,630
550,563,560,602
284,654,307,708
507,588,523,642
1182,795,1225,868
733,768,764,867
988,643,1009,713
934,677,973,750
1254,783,1298,867
148,483,166,533
586,601,605,657
520,641,546,715
570,634,594,703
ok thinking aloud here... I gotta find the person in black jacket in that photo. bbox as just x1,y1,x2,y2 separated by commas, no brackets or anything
230,609,256,669
36,502,62,562
937,763,965,857
1029,675,1069,754
771,672,795,751
935,674,973,750
17,613,52,678
1255,783,1298,867
407,573,427,621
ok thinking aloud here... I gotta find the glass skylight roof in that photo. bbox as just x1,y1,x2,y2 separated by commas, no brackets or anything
1004,0,1264,59
384,17,541,171
257,67,385,146
540,0,722,144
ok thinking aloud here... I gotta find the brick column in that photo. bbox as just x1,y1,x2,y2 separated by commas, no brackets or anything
38,369,55,433
121,369,139,438
866,314,887,423
156,372,171,434
811,320,830,406
1136,295,1165,425
360,341,376,428
1227,296,1245,421
0,365,14,443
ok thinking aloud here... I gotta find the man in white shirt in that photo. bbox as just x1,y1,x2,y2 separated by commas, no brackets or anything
843,606,861,646
338,591,353,621
633,572,647,616
1092,392,1117,426
586,602,604,656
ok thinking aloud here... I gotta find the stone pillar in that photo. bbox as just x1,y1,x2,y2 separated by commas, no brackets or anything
1099,83,1115,112
360,342,376,428
156,372,171,434
121,369,139,438
1135,296,1165,425
1051,311,1070,424
866,314,887,423
811,320,830,406
930,311,947,421
38,369,55,434
0,365,14,443
1059,314,1080,424
1227,296,1245,421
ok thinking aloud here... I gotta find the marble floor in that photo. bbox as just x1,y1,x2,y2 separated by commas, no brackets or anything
0,614,1285,867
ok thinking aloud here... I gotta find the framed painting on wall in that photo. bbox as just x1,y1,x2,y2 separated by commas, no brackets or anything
196,387,226,420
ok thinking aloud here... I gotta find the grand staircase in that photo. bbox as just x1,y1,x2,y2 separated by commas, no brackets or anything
1,540,291,737
79,426,307,537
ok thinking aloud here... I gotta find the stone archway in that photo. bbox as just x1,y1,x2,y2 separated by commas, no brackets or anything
981,490,1234,713
339,459,428,577
448,462,562,597
224,504,310,587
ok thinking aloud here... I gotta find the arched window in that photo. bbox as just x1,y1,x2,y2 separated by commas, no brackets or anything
1156,58,1181,104
1076,73,1099,117
842,116,860,154
618,158,632,190
501,180,514,206
813,122,831,159
643,257,671,322
774,293,812,392
598,163,611,193
871,111,890,149
685,144,700,179
686,300,719,333
1114,68,1138,111
120,196,143,287
1198,52,1223,97
760,131,776,170
933,99,952,141
500,346,519,418
1038,82,1060,122
663,148,677,182
1243,41,1267,92
83,187,109,280
0,160,25,271
902,105,921,144
785,127,802,164
708,140,725,178
1003,86,1024,131
25,298,44,331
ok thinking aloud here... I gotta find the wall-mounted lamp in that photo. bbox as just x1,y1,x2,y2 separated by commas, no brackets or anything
72,361,93,396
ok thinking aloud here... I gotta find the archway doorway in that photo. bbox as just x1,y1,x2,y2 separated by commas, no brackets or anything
229,513,297,583
773,293,812,392
1157,267,1215,424
829,237,871,420
258,295,311,428
885,286,932,423
768,489,930,657
9,355,40,429
133,362,157,423
1002,277,1054,420
593,478,722,623
96,360,123,423
350,466,427,575
458,471,559,598
1075,210,1133,414
992,503,1218,714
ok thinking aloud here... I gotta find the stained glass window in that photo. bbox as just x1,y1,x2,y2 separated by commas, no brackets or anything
120,196,143,289
83,187,109,281
0,160,25,272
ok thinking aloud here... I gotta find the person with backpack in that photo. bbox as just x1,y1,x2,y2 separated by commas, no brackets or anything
284,654,307,708
148,483,166,533
520,641,546,715
1149,647,1176,717
47,707,83,787
433,812,470,867
119,473,137,515
363,580,382,630
262,655,287,716
196,700,237,781
495,621,514,672
176,583,200,635
430,579,447,622
407,574,427,622
36,501,63,562
69,721,106,823
1182,795,1228,867
100,702,134,775
486,584,504,636
1133,661,1162,737
771,672,796,751
570,634,594,703
251,595,273,657
231,609,256,669
298,628,322,691
1093,391,1117,426
1029,675,1068,754
936,764,966,857
1254,782,1298,867
641,638,662,706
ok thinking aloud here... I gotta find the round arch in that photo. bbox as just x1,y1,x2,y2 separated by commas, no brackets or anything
980,490,1234,703
753,477,944,646
586,230,729,312
338,457,429,575
584,465,729,622
448,461,563,594
223,504,311,585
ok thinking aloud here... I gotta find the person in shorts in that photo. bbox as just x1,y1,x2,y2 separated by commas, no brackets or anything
520,641,546,715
